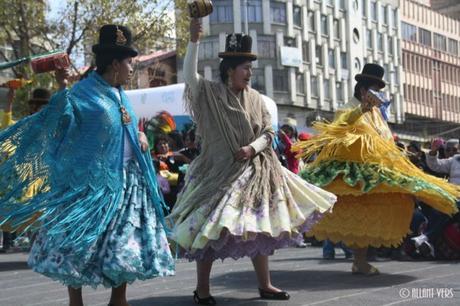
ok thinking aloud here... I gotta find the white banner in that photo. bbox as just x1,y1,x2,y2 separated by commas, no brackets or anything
280,46,302,68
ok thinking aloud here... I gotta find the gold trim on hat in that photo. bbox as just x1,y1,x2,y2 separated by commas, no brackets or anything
116,26,127,46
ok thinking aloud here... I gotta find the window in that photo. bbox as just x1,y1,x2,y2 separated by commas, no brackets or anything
242,0,262,23
419,28,432,47
199,40,220,59
308,12,315,32
284,37,294,46
336,82,343,104
311,76,318,97
324,79,331,100
326,0,333,6
271,1,286,24
384,64,390,82
316,45,322,66
362,0,367,17
388,38,393,55
448,38,458,55
371,1,377,21
380,5,387,24
333,19,340,39
377,33,383,51
381,5,390,25
293,5,301,27
303,42,309,62
296,73,305,94
434,33,447,52
339,0,345,10
211,70,220,82
258,36,277,58
251,69,265,93
393,8,398,28
328,49,335,69
340,52,347,69
210,1,233,23
402,22,417,42
273,69,288,91
321,15,328,35
367,29,372,49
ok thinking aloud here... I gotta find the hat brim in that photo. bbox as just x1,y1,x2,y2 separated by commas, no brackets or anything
218,52,257,61
92,44,138,57
355,74,386,89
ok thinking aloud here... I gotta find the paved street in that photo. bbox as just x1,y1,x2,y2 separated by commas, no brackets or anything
0,246,459,306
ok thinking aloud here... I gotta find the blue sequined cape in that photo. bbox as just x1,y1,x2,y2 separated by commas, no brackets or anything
0,71,166,253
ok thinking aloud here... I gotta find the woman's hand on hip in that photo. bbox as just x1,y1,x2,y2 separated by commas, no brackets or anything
235,146,256,162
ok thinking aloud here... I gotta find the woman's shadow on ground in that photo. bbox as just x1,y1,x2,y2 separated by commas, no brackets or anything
130,269,417,306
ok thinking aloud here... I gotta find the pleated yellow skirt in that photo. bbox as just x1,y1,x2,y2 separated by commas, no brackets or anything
306,191,414,248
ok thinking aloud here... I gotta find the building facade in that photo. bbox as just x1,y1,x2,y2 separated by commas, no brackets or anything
133,50,177,89
177,0,403,131
430,0,460,20
398,0,460,139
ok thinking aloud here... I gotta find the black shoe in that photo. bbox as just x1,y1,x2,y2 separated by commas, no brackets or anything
193,290,216,305
258,288,290,300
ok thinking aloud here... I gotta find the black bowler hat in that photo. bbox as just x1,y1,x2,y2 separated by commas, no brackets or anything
218,33,257,61
355,63,386,89
28,88,51,106
92,25,138,57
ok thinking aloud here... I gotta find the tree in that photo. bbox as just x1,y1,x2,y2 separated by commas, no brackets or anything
51,0,179,64
0,0,54,78
0,0,186,117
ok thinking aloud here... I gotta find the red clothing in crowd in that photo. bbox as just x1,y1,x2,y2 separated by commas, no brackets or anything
279,132,299,174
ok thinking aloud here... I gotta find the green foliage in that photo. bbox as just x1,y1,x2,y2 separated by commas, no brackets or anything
0,0,191,119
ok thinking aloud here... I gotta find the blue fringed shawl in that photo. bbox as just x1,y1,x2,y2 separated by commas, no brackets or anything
0,71,167,253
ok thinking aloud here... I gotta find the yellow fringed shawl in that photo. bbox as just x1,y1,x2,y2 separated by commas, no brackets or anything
294,102,460,215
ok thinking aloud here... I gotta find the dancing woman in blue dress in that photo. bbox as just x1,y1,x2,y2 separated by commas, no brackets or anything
0,25,175,306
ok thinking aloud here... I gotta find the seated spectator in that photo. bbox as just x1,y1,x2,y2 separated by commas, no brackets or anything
152,134,190,209
152,134,190,172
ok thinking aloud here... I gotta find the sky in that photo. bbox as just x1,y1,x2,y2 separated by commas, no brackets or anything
47,0,65,21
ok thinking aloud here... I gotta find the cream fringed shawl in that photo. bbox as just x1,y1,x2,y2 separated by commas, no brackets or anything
168,78,283,225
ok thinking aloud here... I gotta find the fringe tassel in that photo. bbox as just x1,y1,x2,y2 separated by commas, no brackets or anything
294,117,460,206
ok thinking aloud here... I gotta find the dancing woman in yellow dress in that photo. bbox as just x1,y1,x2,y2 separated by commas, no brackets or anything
295,64,459,275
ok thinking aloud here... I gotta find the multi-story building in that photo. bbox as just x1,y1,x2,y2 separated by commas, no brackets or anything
398,0,460,139
177,0,403,131
133,50,177,88
430,0,460,20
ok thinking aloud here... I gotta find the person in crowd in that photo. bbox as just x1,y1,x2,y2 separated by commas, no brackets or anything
167,18,336,304
295,63,459,275
179,128,200,161
152,133,190,208
277,123,300,174
0,86,16,252
0,24,174,306
322,240,353,260
444,138,459,158
411,138,460,257
0,87,16,130
1,86,51,252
